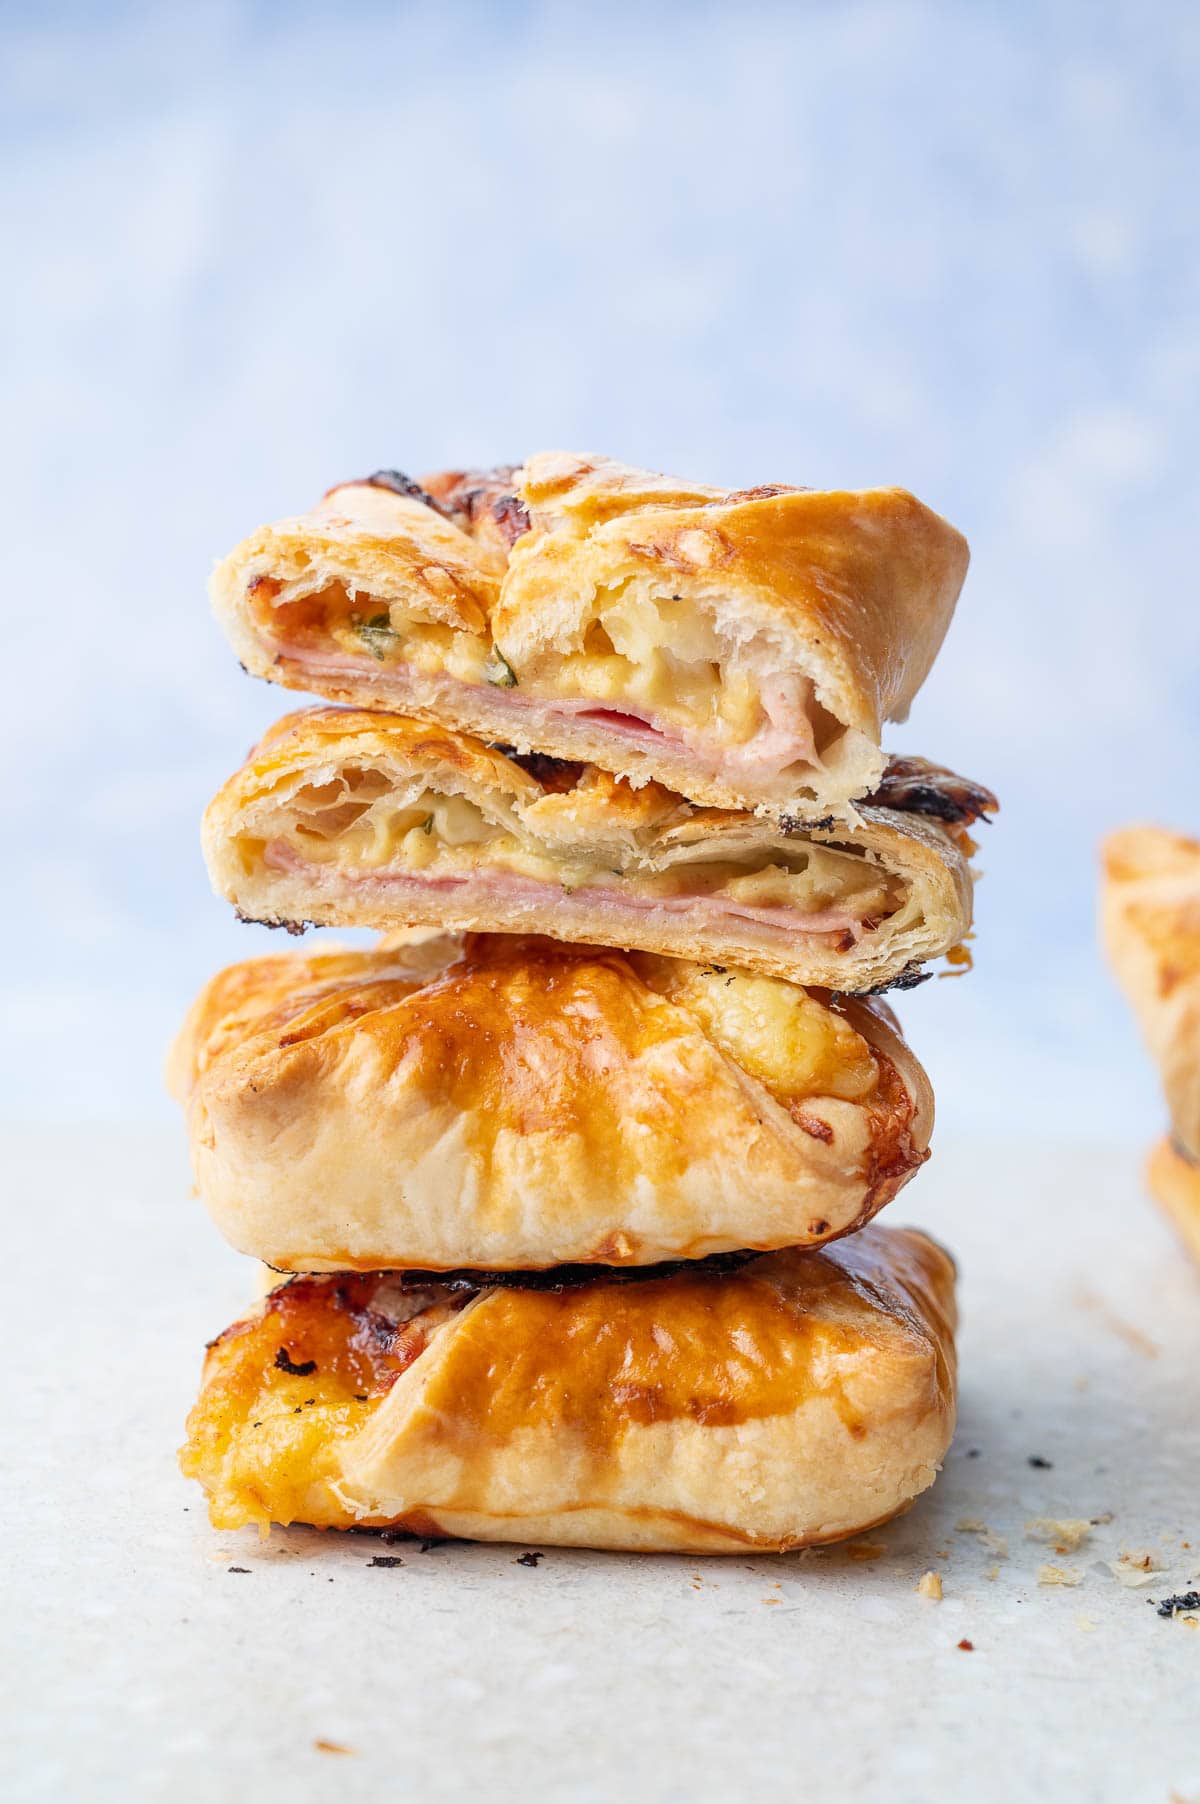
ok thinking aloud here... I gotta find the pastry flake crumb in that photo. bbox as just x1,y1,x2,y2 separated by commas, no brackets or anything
1038,1563,1083,1587
1075,1615,1098,1632
957,1637,975,1651
847,1542,885,1562
314,1740,354,1756
1026,1517,1093,1554
956,1519,1009,1558
1107,1550,1163,1588
916,1570,943,1600
984,1564,1000,1582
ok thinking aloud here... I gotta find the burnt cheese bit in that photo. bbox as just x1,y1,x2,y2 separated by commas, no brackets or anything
361,469,445,515
274,1348,318,1377
864,756,999,827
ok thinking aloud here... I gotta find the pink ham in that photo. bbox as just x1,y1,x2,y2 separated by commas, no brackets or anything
262,840,875,947
276,640,819,789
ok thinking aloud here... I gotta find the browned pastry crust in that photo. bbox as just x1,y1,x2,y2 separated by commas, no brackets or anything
1101,826,1200,1161
1146,1137,1200,1268
211,452,968,814
180,1225,958,1552
201,707,976,993
167,934,933,1272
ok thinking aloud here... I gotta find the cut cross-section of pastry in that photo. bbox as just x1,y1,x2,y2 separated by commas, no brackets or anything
1101,824,1200,1163
211,452,969,814
202,708,987,992
167,934,934,1272
180,1224,958,1552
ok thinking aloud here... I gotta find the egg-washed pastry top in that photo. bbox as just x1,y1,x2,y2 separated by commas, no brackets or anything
167,933,934,1272
180,1224,958,1553
211,452,969,815
1102,825,1200,1163
203,708,992,994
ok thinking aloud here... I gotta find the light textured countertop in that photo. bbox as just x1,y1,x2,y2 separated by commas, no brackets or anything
5,1129,1198,1804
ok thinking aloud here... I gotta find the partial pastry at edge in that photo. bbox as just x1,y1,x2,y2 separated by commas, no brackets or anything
212,452,969,814
167,934,934,1272
202,708,988,993
1101,825,1200,1161
180,1224,958,1552
1146,1137,1200,1267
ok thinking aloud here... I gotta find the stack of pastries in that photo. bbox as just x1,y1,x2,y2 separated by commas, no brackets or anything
173,452,995,1553
1103,826,1200,1265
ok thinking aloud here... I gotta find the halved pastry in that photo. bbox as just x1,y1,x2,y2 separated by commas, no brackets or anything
212,452,969,814
1101,825,1200,1162
203,708,985,992
167,934,933,1272
180,1224,958,1552
1146,1138,1200,1267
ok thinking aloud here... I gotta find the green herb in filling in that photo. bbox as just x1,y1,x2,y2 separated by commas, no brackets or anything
354,612,399,661
487,648,518,687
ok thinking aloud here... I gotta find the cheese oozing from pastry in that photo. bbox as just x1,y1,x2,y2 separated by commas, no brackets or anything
251,575,845,796
254,771,902,936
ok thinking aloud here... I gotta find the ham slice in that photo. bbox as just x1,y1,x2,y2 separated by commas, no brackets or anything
274,641,818,790
262,841,875,947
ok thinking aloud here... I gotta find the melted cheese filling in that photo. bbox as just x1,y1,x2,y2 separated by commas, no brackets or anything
269,774,902,927
254,579,842,766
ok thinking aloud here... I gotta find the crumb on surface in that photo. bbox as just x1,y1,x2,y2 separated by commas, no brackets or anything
1107,1550,1163,1588
1026,1517,1093,1554
1038,1563,1083,1588
847,1542,884,1562
917,1570,943,1600
314,1740,354,1756
957,1638,975,1651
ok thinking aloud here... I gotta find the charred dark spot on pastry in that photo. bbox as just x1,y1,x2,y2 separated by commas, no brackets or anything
383,1248,765,1294
778,813,836,836
491,492,531,545
515,1551,544,1567
866,757,998,827
502,749,586,792
1027,1455,1053,1469
367,1555,405,1569
234,909,315,937
796,1116,835,1145
853,963,933,997
1152,1591,1200,1618
274,1348,317,1377
362,469,445,514
721,483,809,504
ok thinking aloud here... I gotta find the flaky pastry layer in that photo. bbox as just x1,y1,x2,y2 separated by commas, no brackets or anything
202,707,977,993
1146,1137,1200,1269
1102,825,1200,1161
180,1225,958,1552
168,934,933,1271
211,453,969,813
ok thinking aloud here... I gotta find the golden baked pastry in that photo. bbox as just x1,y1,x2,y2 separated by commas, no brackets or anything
180,1224,958,1552
167,933,932,1271
202,707,986,992
211,453,968,814
1146,1137,1200,1266
1101,825,1200,1161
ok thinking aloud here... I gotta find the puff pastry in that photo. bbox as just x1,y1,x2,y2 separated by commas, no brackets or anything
167,933,933,1271
212,453,968,814
1146,1137,1200,1267
1101,825,1200,1161
180,1225,958,1551
202,707,981,992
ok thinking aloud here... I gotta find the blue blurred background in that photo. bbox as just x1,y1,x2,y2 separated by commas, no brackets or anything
4,0,1197,1138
